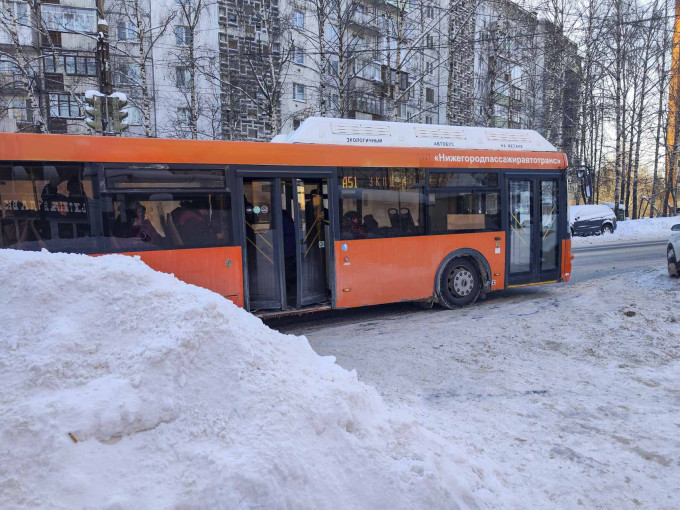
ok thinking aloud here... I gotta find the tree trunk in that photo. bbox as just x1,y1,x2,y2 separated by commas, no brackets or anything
135,0,152,137
651,6,668,218
613,0,623,220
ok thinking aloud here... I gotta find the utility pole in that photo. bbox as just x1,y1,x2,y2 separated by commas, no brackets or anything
96,0,112,134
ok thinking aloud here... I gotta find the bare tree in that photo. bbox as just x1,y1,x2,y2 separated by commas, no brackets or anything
0,0,47,132
166,0,218,139
107,0,175,137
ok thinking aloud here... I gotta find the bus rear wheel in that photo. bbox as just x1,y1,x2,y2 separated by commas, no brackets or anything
439,258,481,309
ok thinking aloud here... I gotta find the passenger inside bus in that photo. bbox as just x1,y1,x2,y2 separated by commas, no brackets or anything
341,211,367,239
114,201,162,244
172,198,211,246
41,172,63,202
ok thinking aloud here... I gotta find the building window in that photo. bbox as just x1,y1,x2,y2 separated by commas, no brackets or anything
426,34,434,49
175,26,191,46
493,103,507,118
10,99,27,121
426,5,434,18
49,93,81,119
177,107,191,126
326,24,338,42
127,105,143,125
291,10,304,29
511,86,522,101
292,45,304,65
175,66,190,87
425,115,433,124
398,103,407,119
42,5,96,33
43,54,59,74
117,21,138,41
64,55,97,76
0,59,20,74
293,83,305,102
7,2,29,23
118,63,140,85
425,87,434,103
356,60,380,81
426,60,433,75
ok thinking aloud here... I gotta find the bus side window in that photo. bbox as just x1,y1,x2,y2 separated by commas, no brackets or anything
102,192,232,252
98,163,233,253
0,162,94,251
338,167,425,240
428,170,501,235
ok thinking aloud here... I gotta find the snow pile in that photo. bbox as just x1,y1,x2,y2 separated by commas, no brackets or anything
571,215,679,246
0,250,474,509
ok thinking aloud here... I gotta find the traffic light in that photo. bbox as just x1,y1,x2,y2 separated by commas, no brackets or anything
108,92,129,134
84,89,104,132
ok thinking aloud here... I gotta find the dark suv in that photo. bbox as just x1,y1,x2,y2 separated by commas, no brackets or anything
569,205,617,237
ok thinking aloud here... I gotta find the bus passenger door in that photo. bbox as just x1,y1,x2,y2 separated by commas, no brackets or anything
294,178,328,307
241,176,331,312
507,177,561,287
243,178,282,310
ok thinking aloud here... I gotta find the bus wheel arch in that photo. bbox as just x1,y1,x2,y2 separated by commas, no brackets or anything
434,250,491,309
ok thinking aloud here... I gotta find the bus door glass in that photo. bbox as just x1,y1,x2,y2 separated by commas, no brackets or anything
508,179,533,277
294,178,328,308
243,176,330,312
243,178,281,309
507,176,561,286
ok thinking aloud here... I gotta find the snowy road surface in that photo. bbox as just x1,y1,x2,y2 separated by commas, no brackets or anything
300,269,680,508
570,239,668,283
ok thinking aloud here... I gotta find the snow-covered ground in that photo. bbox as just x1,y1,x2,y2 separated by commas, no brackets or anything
0,250,477,509
2,239,679,508
307,271,680,508
571,215,679,246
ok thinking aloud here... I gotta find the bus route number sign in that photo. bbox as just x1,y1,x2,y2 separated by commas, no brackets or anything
342,176,358,188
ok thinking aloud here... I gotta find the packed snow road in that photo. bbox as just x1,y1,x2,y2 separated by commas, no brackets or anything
570,239,668,283
268,226,680,508
286,269,680,508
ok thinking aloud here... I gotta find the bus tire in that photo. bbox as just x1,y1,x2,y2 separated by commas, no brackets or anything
438,257,481,309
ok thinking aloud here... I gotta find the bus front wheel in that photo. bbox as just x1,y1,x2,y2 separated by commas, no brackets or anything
438,258,481,309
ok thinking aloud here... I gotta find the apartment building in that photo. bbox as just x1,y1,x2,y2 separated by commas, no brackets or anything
0,0,98,134
472,0,580,157
0,0,580,154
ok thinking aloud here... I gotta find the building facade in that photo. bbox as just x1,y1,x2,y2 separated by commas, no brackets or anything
0,0,579,156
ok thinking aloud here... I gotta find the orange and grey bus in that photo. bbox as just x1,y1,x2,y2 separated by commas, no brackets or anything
0,118,572,314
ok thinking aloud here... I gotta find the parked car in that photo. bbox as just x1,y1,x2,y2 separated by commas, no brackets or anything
668,223,680,277
569,204,617,237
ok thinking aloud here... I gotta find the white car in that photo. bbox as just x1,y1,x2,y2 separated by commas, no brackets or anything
668,223,680,277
